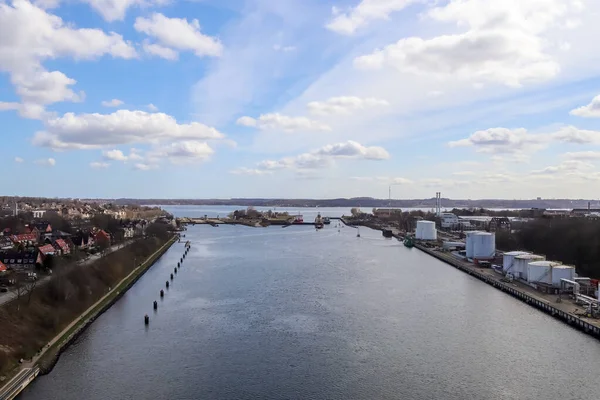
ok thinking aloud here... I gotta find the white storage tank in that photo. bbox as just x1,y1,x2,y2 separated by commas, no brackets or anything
472,232,496,259
527,261,562,284
416,220,437,240
513,254,545,280
465,231,483,258
502,251,530,273
551,265,575,287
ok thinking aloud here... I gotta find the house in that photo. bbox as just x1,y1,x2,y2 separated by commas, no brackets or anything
10,233,38,246
123,227,135,239
32,209,47,219
54,239,70,255
0,250,42,270
94,230,111,247
38,244,57,256
71,231,94,249
0,237,13,250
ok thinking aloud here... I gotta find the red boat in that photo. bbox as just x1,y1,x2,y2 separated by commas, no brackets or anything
293,215,304,224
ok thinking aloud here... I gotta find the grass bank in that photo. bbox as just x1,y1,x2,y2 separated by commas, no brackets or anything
0,235,176,378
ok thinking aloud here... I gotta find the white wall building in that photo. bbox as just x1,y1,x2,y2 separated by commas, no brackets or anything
416,220,437,240
502,251,530,273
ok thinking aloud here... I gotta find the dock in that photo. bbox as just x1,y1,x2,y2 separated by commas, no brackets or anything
414,244,600,339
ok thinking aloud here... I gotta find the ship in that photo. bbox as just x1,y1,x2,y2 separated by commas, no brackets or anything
323,217,331,225
293,215,304,224
314,213,324,229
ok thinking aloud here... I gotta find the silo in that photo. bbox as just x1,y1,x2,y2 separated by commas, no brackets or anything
473,232,496,259
465,231,483,259
416,220,437,240
512,254,545,280
527,261,562,284
502,251,530,273
551,265,575,287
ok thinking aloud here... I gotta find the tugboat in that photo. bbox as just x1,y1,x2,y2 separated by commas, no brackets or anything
403,235,414,248
314,213,324,229
323,217,331,225
293,215,304,224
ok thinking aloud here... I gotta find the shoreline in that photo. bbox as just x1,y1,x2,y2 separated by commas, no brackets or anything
0,235,178,399
413,243,600,340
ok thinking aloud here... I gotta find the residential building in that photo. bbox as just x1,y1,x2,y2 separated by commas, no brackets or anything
54,239,70,255
10,233,38,246
123,227,135,239
0,250,42,270
0,237,13,250
38,244,57,257
32,209,47,219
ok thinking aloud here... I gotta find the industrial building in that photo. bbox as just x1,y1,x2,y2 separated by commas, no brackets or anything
502,251,530,273
465,231,495,260
415,220,437,240
511,254,546,280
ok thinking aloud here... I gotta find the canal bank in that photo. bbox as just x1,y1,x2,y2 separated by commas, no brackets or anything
0,235,178,400
413,243,600,340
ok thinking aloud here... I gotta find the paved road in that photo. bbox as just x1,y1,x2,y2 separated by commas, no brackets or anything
0,241,132,307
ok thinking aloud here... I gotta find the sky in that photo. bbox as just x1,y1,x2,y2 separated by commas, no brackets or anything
2,0,600,200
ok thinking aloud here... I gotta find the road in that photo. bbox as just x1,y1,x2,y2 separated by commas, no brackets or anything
0,241,132,307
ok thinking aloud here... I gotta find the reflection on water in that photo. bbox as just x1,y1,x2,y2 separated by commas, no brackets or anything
20,214,600,400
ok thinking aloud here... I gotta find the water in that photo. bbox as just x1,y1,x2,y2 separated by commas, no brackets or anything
19,207,600,400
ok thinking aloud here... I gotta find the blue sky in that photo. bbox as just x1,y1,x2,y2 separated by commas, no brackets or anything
2,0,600,199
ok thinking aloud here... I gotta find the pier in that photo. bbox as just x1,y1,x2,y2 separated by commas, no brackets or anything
414,244,600,340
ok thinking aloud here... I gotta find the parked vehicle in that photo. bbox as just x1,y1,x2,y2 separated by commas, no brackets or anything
0,285,8,292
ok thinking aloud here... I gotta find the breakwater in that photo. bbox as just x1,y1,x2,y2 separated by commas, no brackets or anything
414,243,600,340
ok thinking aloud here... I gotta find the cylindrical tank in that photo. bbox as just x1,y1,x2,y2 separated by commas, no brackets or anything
513,254,545,279
416,220,436,240
527,260,562,284
473,232,495,259
502,251,530,272
465,231,483,258
551,265,575,287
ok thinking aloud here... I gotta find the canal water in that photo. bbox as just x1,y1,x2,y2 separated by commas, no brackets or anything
19,209,600,399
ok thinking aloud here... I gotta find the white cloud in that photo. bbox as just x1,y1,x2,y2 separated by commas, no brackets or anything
452,171,476,176
147,103,159,112
326,0,417,35
247,140,389,172
307,96,389,115
135,13,222,59
90,161,110,169
14,157,24,163
236,113,331,132
0,0,137,118
448,127,550,154
103,149,128,161
134,163,155,171
142,41,178,60
273,44,296,52
148,140,214,164
353,0,584,87
562,151,600,160
552,126,600,144
570,95,600,117
230,167,273,175
532,160,595,175
35,157,55,166
352,176,413,184
32,110,225,150
82,0,168,22
101,98,123,107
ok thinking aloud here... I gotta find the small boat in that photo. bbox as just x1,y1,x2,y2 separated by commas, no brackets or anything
357,227,361,238
382,229,393,238
323,217,331,225
293,215,304,224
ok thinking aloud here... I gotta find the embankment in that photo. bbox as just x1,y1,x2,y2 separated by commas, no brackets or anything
413,243,600,340
0,235,177,381
38,235,178,373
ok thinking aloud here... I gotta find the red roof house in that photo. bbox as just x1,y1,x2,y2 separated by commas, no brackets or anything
54,239,70,254
38,244,57,256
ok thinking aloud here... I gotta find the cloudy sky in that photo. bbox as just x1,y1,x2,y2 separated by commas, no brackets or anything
2,0,600,199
